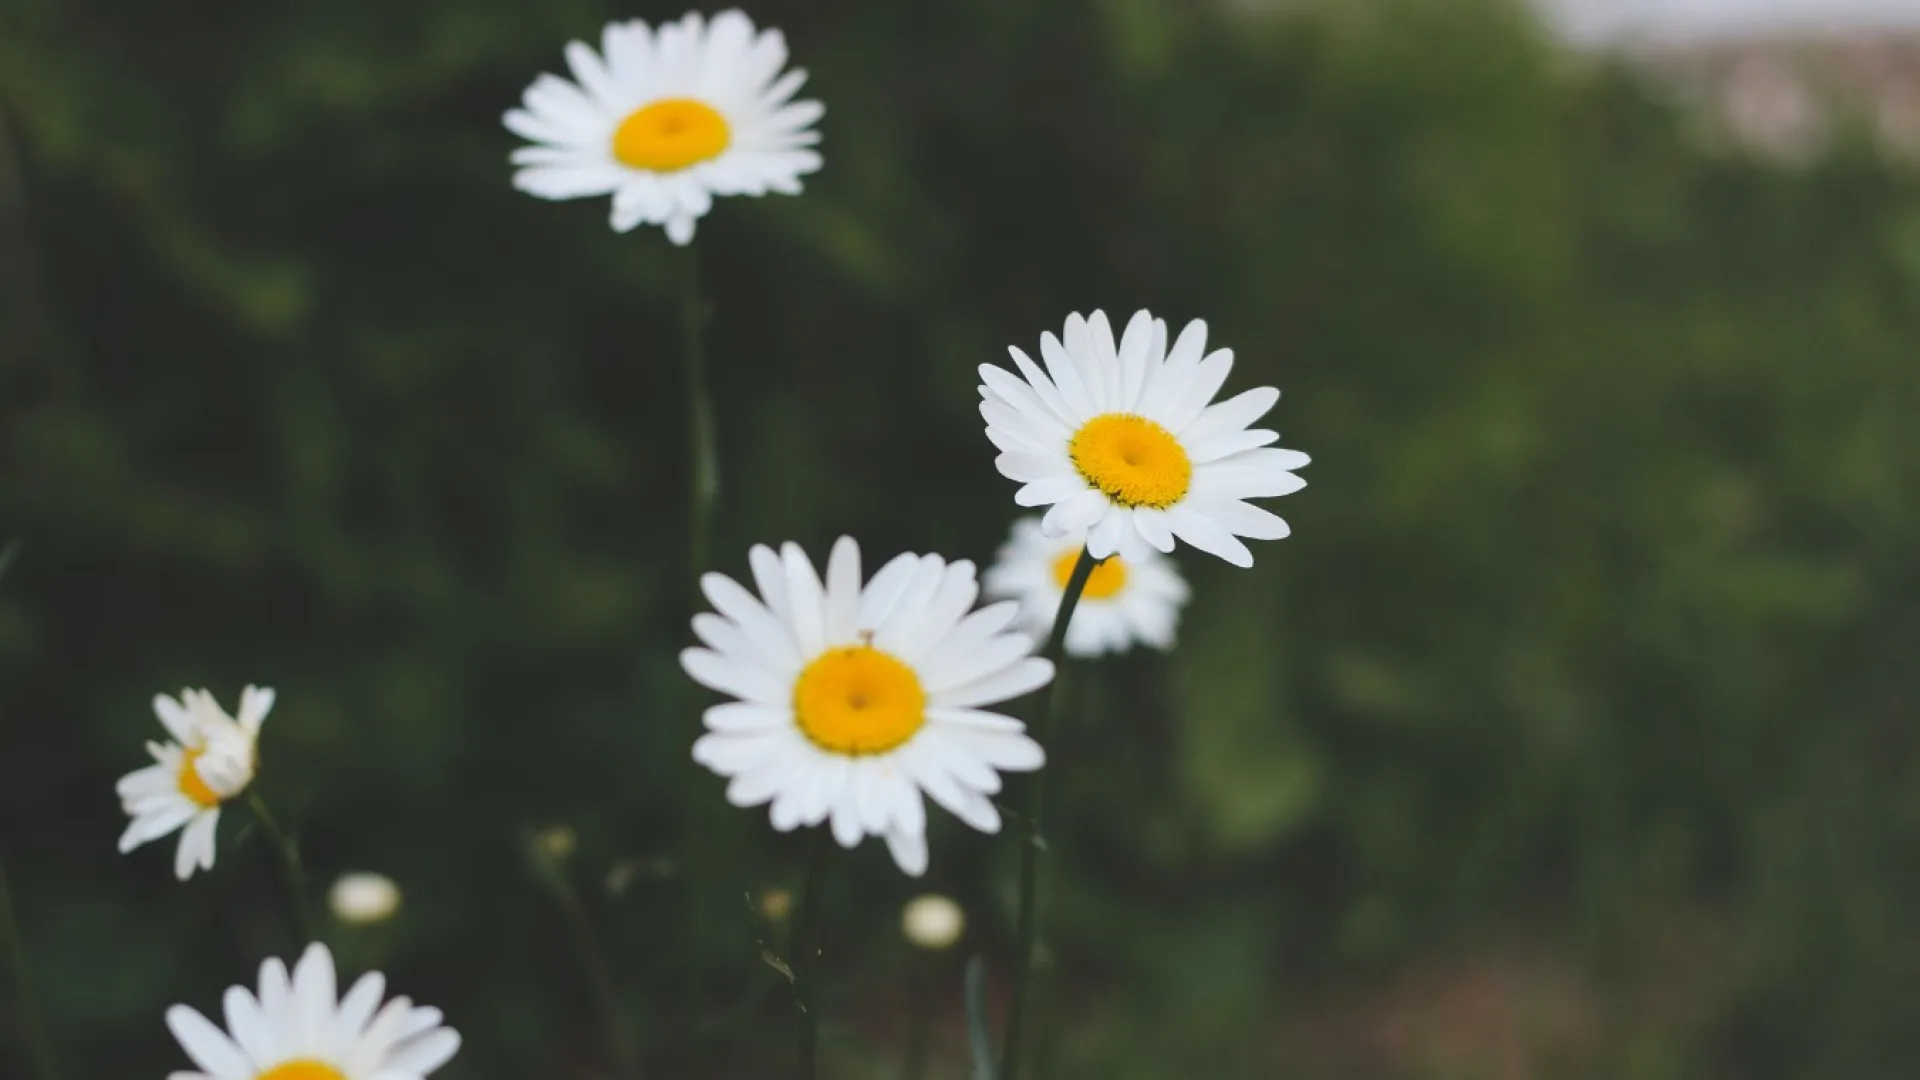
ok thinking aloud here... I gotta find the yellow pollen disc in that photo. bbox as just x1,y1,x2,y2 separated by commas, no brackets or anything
177,748,223,809
257,1062,346,1080
1052,551,1128,599
611,98,731,172
1068,413,1192,509
793,646,927,756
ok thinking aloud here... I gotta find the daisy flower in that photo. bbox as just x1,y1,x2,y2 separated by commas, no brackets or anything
116,686,273,881
980,310,1310,568
165,942,459,1080
504,9,823,244
984,516,1189,657
682,537,1051,876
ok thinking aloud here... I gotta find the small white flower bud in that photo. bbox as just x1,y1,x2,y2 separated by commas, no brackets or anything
328,872,402,925
900,893,965,951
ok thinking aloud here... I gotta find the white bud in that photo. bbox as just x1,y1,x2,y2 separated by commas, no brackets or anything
900,893,965,951
328,872,402,925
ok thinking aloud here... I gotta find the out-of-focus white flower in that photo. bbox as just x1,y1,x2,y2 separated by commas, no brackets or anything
504,10,823,244
328,872,402,926
116,686,273,880
165,942,459,1079
683,537,1051,876
984,516,1190,657
980,310,1309,568
900,893,966,951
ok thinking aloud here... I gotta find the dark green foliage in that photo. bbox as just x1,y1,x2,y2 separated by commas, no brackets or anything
2,0,1919,1076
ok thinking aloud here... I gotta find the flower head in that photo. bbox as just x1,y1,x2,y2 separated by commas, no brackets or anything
328,872,403,926
900,893,967,951
980,310,1309,567
682,537,1051,876
117,686,272,880
985,517,1189,657
165,942,459,1080
504,10,823,244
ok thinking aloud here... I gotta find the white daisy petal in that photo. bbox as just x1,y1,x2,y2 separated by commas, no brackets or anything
823,536,862,643
166,1006,251,1080
1190,497,1292,541
936,657,1055,709
335,972,387,1049
1181,386,1279,443
885,827,929,877
681,647,790,705
1042,490,1110,536
120,803,195,853
384,1027,462,1075
174,810,218,880
856,552,921,631
1166,504,1255,568
221,987,275,1066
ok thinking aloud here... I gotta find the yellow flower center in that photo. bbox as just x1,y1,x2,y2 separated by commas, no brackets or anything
611,98,730,172
257,1061,345,1080
793,646,926,756
1051,551,1128,600
177,748,223,809
1068,414,1192,509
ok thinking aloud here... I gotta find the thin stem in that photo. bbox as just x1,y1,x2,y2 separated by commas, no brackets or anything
998,547,1100,1080
901,957,931,1080
247,794,316,945
0,857,59,1080
556,873,640,1074
679,242,718,1043
682,245,718,580
792,832,832,1080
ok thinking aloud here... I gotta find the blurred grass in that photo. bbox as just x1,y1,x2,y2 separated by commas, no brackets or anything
2,0,1920,1077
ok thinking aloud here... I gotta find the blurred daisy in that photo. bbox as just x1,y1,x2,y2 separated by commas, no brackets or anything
984,517,1189,657
504,9,823,244
682,537,1051,876
165,942,459,1080
328,872,402,926
980,310,1310,568
900,893,966,951
116,686,272,880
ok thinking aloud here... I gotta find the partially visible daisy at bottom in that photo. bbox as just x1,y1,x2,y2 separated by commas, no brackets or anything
984,516,1190,657
166,943,459,1080
117,686,273,880
682,536,1051,876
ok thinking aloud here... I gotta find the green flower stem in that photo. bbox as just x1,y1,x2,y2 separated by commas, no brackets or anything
793,832,832,1080
679,244,719,1034
901,955,932,1080
247,793,316,945
0,857,59,1080
682,246,718,579
523,833,640,1077
999,547,1099,1080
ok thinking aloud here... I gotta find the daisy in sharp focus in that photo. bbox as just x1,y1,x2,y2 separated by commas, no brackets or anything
985,516,1189,657
117,686,272,880
682,537,1051,876
980,310,1310,568
165,942,459,1080
504,9,823,245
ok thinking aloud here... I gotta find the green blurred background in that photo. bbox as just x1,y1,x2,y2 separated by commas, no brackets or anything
4,0,1920,1076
